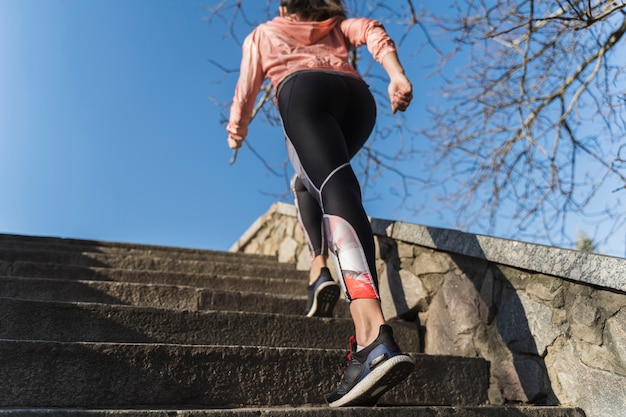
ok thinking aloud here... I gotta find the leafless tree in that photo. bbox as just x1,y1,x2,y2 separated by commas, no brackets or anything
423,0,626,251
206,0,626,254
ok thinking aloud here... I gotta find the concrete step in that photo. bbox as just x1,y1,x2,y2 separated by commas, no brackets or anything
0,276,352,316
0,340,490,408
0,252,302,279
0,234,281,265
0,245,284,267
1,262,308,295
0,406,588,417
0,298,413,350
0,233,586,417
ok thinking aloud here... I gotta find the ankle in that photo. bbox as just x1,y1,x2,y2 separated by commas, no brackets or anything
309,268,321,284
309,256,328,283
349,298,386,346
356,325,381,347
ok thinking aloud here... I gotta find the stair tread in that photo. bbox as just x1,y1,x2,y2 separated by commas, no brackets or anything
0,406,587,417
0,297,413,350
0,234,276,260
0,339,490,408
0,246,285,264
0,275,315,311
2,260,308,284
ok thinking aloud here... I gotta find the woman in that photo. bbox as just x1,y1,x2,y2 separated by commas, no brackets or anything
226,0,414,407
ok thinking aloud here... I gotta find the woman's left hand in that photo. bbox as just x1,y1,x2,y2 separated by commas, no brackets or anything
228,136,244,149
388,75,413,114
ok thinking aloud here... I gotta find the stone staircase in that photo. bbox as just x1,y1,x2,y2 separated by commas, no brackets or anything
0,234,585,416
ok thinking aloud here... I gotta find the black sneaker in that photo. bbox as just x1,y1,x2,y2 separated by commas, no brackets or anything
327,324,415,407
305,267,340,317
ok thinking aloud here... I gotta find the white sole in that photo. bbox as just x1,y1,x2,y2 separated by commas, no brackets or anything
328,354,415,407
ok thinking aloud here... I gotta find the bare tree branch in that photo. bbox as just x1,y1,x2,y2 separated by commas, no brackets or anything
424,0,626,250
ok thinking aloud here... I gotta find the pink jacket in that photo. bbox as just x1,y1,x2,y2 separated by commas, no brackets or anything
226,15,397,141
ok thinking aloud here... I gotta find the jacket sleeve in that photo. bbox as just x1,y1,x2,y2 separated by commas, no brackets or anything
340,18,397,64
226,30,265,141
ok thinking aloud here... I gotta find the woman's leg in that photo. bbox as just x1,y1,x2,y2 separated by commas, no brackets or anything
279,72,383,344
293,173,340,318
279,71,414,407
319,163,384,346
292,175,329,283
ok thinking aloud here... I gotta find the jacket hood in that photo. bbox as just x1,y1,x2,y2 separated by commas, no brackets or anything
265,15,342,45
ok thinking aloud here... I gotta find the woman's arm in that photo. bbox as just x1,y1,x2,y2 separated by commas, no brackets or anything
382,52,413,114
226,31,265,148
342,18,413,114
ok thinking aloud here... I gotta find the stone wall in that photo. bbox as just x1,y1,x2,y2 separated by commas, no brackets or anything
230,202,626,417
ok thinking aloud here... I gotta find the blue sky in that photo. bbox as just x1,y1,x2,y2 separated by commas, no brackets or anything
0,0,434,252
1,1,623,257
0,0,282,250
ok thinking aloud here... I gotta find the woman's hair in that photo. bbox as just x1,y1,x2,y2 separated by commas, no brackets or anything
280,0,346,21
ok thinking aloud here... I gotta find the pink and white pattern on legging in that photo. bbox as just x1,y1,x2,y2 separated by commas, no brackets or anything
323,214,380,302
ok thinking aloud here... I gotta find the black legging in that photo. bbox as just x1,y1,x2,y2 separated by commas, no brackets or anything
277,71,379,302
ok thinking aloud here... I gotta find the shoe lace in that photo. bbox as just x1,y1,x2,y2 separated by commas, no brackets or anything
338,335,357,382
346,335,356,361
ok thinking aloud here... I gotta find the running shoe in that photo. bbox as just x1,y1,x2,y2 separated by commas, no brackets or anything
327,324,415,407
305,267,340,317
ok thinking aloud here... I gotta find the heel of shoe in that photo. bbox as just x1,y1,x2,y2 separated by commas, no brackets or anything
306,281,340,317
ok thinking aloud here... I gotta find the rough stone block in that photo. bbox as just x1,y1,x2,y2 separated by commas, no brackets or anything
425,272,481,357
278,237,299,264
497,292,561,356
548,338,626,417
